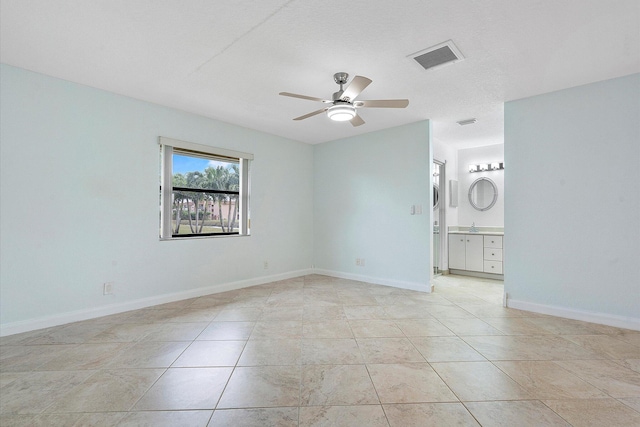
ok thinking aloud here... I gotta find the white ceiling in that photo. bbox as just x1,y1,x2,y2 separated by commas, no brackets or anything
1,0,638,147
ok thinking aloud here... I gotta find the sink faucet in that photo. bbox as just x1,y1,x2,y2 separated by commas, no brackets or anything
469,222,479,233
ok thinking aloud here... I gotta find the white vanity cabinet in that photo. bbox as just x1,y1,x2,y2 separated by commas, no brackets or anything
448,234,483,272
448,232,504,277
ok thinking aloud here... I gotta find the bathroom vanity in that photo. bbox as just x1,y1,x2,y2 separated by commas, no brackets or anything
448,227,504,279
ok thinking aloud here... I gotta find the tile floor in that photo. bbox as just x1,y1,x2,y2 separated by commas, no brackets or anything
1,274,639,426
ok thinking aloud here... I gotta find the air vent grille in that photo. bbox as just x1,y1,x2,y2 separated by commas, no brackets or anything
414,46,458,70
457,118,477,126
409,40,464,71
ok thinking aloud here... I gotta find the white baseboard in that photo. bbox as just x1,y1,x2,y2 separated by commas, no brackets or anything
7,270,635,336
507,298,640,331
0,269,313,337
449,269,504,281
313,269,430,293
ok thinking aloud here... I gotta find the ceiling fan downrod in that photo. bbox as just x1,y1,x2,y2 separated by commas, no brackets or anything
333,72,349,101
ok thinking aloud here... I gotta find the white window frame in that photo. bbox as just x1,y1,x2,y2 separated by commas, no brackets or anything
159,137,252,240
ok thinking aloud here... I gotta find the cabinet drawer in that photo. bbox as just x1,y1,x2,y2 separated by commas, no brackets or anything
484,248,503,261
484,260,503,274
484,235,503,248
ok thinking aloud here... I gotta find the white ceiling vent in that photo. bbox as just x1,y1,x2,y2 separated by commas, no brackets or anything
409,40,464,71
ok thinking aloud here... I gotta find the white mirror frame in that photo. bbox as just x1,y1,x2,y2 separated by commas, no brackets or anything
468,177,498,212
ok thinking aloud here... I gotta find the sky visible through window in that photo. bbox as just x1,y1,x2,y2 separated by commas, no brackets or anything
173,154,236,174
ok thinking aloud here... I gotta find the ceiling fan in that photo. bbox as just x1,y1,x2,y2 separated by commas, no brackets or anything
279,72,409,127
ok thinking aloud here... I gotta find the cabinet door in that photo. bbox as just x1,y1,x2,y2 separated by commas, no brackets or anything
465,234,484,272
448,235,466,270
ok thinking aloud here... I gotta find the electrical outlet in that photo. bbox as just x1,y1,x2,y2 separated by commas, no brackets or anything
356,258,360,266
360,258,365,266
263,261,269,269
103,282,114,295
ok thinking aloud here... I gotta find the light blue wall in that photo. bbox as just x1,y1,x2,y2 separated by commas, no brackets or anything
505,73,640,322
313,121,432,290
0,64,314,327
10,59,635,331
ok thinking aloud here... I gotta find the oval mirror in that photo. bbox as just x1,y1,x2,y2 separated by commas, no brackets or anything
468,177,498,211
433,183,439,210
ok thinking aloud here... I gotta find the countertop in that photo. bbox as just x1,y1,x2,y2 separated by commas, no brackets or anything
448,226,504,235
448,231,504,236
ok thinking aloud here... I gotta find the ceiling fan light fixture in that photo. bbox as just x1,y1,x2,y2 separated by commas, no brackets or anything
327,104,356,122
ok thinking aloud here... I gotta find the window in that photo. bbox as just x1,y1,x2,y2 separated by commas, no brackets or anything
159,137,252,239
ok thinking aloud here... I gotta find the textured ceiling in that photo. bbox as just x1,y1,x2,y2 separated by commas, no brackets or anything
1,0,638,147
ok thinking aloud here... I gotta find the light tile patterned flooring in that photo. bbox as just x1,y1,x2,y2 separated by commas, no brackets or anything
1,274,639,426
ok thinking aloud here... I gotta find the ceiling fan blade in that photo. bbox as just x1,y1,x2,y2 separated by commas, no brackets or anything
293,108,328,121
356,99,409,108
350,114,365,127
279,92,329,103
341,76,372,101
